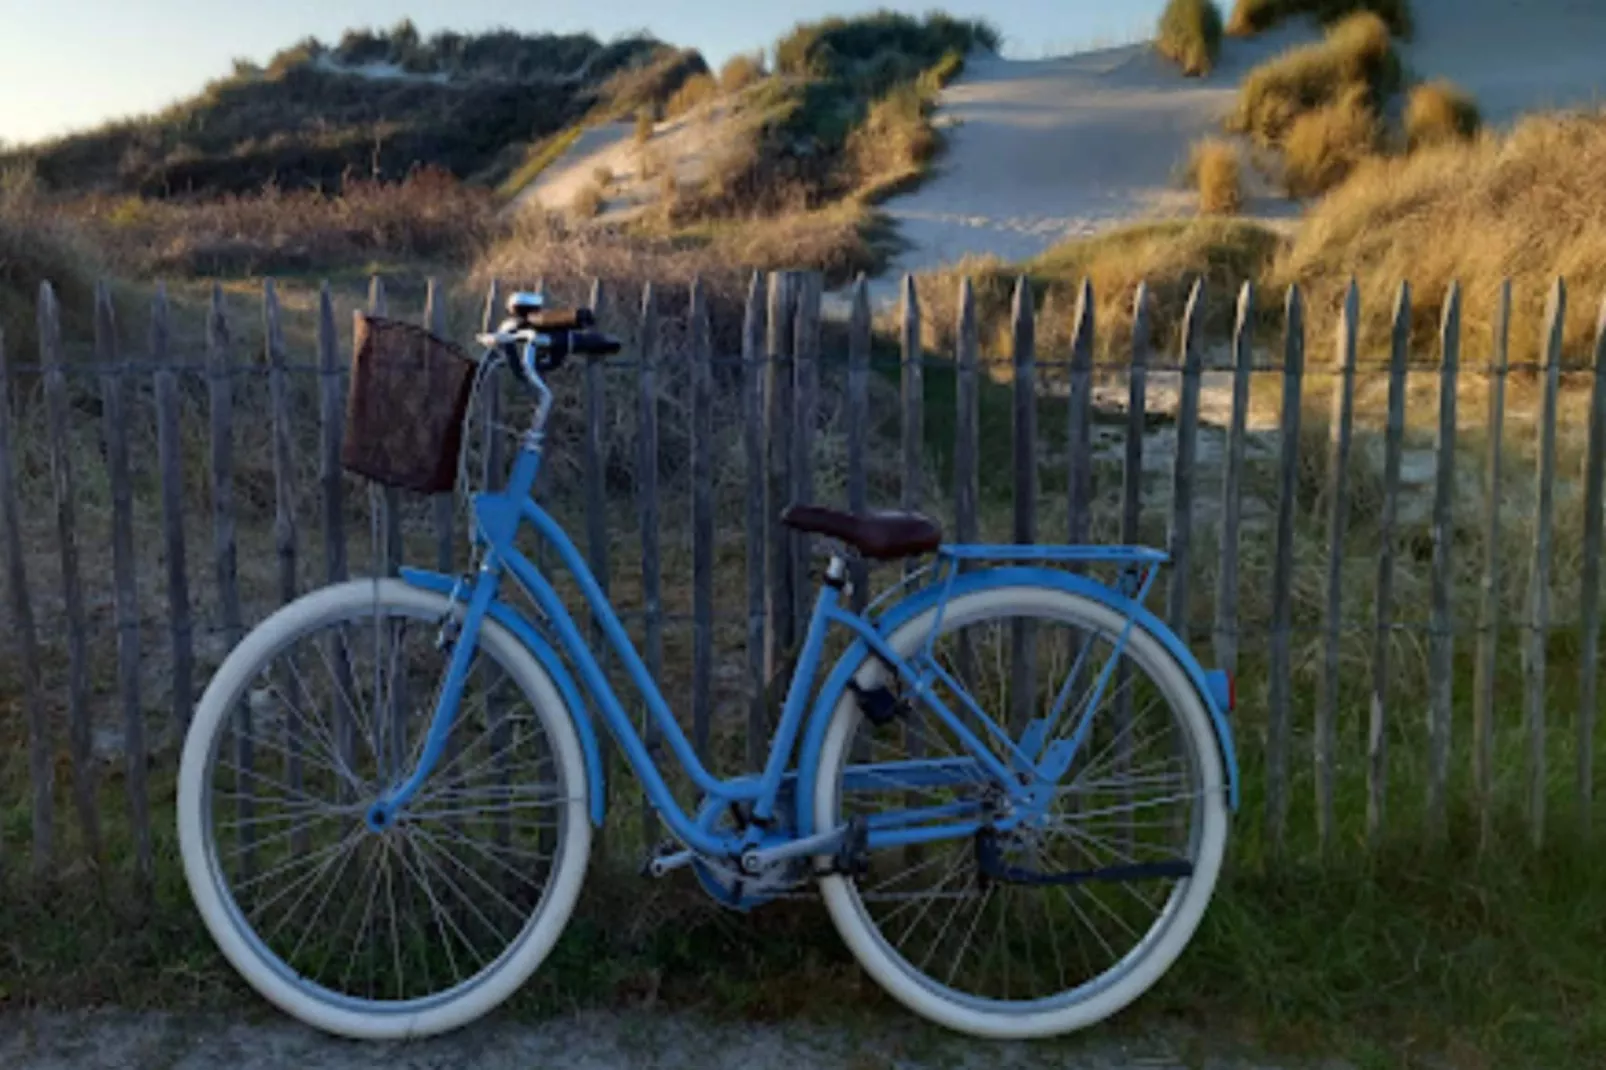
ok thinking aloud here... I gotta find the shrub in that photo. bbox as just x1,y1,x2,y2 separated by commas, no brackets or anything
1227,0,1413,38
63,165,494,276
1189,138,1244,213
1157,0,1225,77
848,83,939,192
1280,85,1382,196
0,167,103,358
1404,80,1482,151
1230,11,1400,147
569,181,606,220
718,52,766,94
666,72,718,119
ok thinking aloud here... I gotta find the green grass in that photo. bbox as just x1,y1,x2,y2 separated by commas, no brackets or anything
495,126,590,201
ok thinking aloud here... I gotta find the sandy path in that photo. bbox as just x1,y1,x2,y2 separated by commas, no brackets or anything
0,1008,1334,1070
873,29,1313,288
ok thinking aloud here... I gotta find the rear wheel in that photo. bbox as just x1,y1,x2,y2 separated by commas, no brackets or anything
176,579,592,1040
812,582,1227,1039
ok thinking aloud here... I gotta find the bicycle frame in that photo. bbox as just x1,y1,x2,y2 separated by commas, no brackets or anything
369,360,1235,863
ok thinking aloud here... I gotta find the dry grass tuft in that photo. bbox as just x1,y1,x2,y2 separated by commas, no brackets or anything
665,73,719,120
1280,84,1382,196
1227,0,1413,38
62,166,494,277
916,218,1286,363
1269,109,1606,363
717,52,767,95
634,107,656,146
1404,80,1483,152
569,181,607,221
1157,0,1225,77
1188,138,1245,213
1229,11,1400,148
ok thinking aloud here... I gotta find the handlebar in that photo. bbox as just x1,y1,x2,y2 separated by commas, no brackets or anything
475,310,622,389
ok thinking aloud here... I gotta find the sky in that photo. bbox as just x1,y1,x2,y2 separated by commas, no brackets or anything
0,0,1165,145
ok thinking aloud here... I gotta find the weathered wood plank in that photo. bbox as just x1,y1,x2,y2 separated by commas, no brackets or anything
206,284,252,873
366,277,402,575
1115,283,1151,826
637,282,662,847
40,282,102,866
426,279,455,573
97,282,150,884
1580,292,1606,838
901,274,923,584
1267,284,1305,852
952,276,980,706
315,283,355,785
265,280,298,606
690,278,715,761
1010,276,1037,734
1315,280,1358,852
793,271,821,627
847,276,871,611
480,281,504,492
1526,277,1565,849
1213,282,1254,673
954,278,979,548
583,278,611,642
1067,279,1095,553
0,324,51,878
1368,281,1410,846
765,271,797,681
153,286,194,735
1472,278,1510,849
264,279,309,852
1123,284,1150,549
1427,282,1461,841
1167,279,1204,638
742,272,768,769
583,277,613,828
208,283,242,646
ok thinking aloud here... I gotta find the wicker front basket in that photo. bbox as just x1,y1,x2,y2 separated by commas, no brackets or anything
341,315,478,494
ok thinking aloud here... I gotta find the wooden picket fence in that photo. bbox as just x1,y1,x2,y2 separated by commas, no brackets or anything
0,265,1602,895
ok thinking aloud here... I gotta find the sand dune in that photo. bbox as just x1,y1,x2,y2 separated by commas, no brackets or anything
513,0,1606,298
874,0,1606,285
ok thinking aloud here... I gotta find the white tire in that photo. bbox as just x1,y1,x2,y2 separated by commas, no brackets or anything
176,579,592,1041
813,583,1228,1039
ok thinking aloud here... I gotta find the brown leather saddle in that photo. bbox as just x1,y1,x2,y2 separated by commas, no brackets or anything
780,504,943,560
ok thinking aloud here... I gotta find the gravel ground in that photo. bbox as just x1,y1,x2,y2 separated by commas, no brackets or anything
0,1008,1347,1070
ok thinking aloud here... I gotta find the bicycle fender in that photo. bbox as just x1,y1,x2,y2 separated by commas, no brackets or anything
795,567,1239,835
400,568,607,827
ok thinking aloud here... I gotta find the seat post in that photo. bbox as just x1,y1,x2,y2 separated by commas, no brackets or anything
823,550,848,591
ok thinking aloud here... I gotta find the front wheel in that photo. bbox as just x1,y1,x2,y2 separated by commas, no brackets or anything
176,579,592,1040
812,582,1228,1039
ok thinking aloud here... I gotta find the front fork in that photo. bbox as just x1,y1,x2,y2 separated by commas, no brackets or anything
363,562,500,833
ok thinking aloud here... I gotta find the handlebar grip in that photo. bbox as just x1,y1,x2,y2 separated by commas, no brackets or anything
570,330,622,357
527,307,595,330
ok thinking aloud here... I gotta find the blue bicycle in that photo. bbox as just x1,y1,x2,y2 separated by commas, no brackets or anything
176,292,1239,1041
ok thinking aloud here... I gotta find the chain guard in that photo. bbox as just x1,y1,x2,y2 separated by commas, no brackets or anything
689,793,809,911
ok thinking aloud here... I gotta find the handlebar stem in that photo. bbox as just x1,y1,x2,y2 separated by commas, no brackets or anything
520,340,555,450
